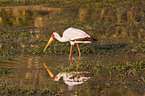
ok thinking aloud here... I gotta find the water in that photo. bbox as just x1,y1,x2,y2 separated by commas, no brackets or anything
0,4,145,95
0,54,145,95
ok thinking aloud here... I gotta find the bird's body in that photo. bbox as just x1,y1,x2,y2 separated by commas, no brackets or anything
53,27,91,45
43,27,97,61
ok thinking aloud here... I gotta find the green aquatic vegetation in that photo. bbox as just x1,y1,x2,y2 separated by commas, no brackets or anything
0,81,66,95
55,59,145,93
0,67,10,74
0,4,144,59
1,35,145,60
0,59,144,95
57,59,145,72
0,1,144,95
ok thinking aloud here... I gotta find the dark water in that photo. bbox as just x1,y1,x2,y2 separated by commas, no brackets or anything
0,5,145,95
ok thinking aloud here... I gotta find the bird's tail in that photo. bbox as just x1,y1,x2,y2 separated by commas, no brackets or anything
90,38,97,43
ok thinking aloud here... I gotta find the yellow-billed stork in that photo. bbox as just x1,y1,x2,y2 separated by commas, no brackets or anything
43,27,97,60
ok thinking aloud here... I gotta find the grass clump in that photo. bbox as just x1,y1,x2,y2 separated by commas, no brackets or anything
55,59,145,92
0,67,10,75
56,58,145,72
0,81,66,95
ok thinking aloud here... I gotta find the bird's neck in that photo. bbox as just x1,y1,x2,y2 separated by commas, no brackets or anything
54,32,68,42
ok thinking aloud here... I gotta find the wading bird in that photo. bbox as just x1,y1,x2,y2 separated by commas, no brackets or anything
43,27,97,60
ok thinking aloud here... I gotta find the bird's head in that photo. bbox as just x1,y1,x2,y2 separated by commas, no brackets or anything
43,33,56,52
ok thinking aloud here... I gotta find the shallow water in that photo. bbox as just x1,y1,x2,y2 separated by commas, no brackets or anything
0,54,145,95
0,4,145,95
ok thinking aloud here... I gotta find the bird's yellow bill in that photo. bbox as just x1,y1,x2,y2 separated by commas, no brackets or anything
43,63,54,78
43,37,54,52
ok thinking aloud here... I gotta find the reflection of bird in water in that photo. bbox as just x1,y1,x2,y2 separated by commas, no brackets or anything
44,63,91,90
43,27,97,60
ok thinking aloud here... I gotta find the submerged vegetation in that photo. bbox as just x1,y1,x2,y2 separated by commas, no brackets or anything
0,67,10,75
0,60,144,95
0,0,144,59
0,81,65,95
0,0,145,95
0,26,145,60
57,60,145,94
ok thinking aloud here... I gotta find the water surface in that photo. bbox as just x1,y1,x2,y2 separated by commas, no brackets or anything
0,4,145,95
0,54,145,95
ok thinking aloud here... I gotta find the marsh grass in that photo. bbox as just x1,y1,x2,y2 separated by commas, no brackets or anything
56,59,145,93
0,26,144,57
0,60,144,95
0,81,65,95
0,0,144,95
1,37,145,60
56,58,145,72
0,67,10,75
0,9,144,60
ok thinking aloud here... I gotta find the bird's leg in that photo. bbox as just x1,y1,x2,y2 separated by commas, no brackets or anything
76,43,81,60
69,45,73,61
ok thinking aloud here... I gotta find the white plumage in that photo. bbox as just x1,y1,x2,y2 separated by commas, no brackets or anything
62,27,90,41
43,27,95,61
53,27,90,45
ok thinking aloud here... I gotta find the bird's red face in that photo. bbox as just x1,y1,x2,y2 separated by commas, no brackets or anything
51,34,55,39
